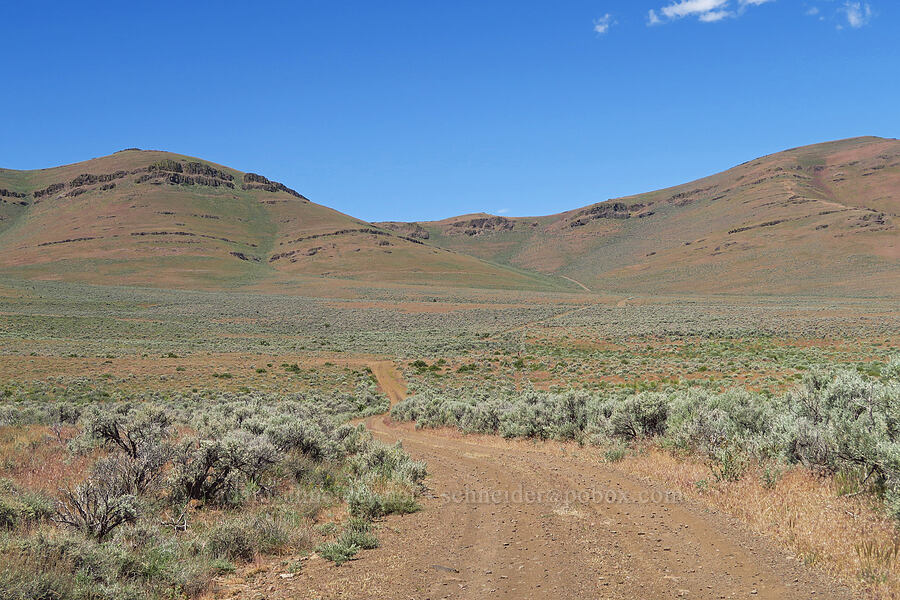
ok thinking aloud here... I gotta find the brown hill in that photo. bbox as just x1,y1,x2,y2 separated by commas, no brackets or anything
381,136,899,296
3,138,897,296
0,150,564,292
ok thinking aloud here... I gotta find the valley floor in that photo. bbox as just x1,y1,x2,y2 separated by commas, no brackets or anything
1,279,896,599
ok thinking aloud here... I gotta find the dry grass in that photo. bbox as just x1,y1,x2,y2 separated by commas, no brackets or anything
0,424,97,492
610,444,900,599
0,353,376,396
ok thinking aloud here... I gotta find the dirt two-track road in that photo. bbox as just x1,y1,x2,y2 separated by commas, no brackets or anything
296,363,856,600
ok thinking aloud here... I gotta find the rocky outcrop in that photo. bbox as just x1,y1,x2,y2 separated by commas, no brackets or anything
37,236,100,247
728,219,787,234
185,162,234,181
280,228,380,248
279,227,424,248
243,173,270,184
241,173,305,198
33,182,66,198
148,159,183,173
448,216,514,236
33,170,130,200
569,202,630,227
375,221,431,239
69,171,128,187
0,188,27,199
229,251,261,262
270,228,423,262
136,168,235,189
130,230,256,246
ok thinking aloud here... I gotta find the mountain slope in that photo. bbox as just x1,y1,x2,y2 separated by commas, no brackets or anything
380,136,899,296
0,150,566,292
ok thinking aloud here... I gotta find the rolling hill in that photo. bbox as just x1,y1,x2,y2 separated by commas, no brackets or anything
0,149,564,292
1,137,897,296
379,136,900,296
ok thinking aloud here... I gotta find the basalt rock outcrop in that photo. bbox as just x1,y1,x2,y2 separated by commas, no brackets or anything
242,173,306,199
448,216,514,236
568,202,632,227
136,160,236,189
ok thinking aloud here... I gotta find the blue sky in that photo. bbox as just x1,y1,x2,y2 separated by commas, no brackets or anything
2,1,897,221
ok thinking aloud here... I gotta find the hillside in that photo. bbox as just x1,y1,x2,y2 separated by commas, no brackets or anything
2,138,897,296
380,136,899,296
0,150,564,292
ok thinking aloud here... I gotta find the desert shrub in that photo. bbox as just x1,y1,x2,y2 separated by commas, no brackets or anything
77,405,172,459
204,511,303,562
204,519,256,561
266,416,331,458
608,392,669,440
169,431,281,506
0,480,53,531
345,481,382,519
315,540,359,565
664,388,774,457
394,368,900,517
0,381,423,594
251,512,296,554
336,518,378,550
378,492,420,515
348,440,426,486
345,480,419,519
0,554,78,600
74,406,174,495
499,390,591,440
316,518,379,565
54,457,141,542
782,369,900,514
881,355,900,380
709,444,750,482
603,442,628,463
394,388,601,441
0,526,208,600
284,452,344,500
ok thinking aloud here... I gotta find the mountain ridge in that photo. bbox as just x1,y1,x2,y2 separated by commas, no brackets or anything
0,149,563,292
377,136,899,296
1,137,897,296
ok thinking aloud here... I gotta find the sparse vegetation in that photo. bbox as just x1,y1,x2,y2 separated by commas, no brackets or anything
0,276,897,598
393,366,900,517
0,384,424,597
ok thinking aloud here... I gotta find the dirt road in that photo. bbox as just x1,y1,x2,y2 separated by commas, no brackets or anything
296,364,855,600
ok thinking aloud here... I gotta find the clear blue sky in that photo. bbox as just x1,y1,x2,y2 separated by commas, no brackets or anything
3,1,897,221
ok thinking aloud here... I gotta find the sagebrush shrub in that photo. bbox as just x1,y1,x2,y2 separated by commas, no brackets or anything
54,459,140,542
393,368,900,517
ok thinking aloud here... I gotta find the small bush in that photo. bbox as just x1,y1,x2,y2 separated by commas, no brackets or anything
603,442,628,463
315,541,358,565
54,458,140,542
205,519,256,561
336,518,378,550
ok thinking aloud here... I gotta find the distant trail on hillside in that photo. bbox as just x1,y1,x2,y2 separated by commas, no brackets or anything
296,365,857,599
560,275,591,291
